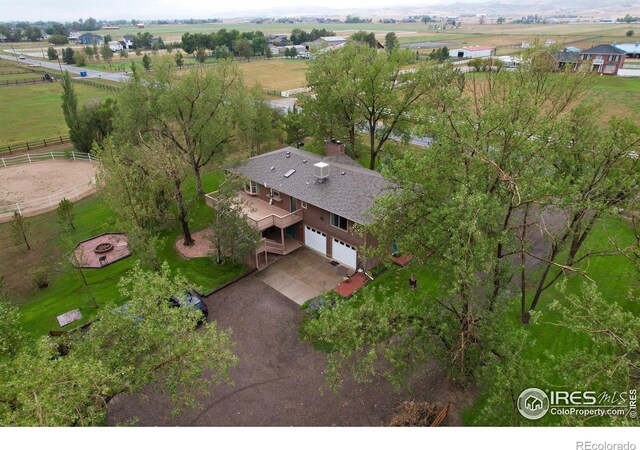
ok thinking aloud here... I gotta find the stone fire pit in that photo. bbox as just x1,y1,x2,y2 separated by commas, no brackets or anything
74,233,131,268
94,242,114,254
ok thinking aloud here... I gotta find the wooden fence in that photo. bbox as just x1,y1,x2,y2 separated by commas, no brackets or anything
0,151,100,217
0,135,71,155
69,77,122,92
0,77,56,87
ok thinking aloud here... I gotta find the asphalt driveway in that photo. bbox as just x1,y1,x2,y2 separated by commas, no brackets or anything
256,247,348,305
107,275,465,426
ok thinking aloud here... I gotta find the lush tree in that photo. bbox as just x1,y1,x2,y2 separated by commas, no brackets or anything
251,35,269,55
349,30,376,48
61,72,117,152
62,47,75,64
83,45,94,61
175,50,184,68
10,212,31,251
47,34,69,45
289,46,298,58
209,175,262,264
100,43,113,68
56,198,75,230
302,47,640,396
0,263,237,426
233,38,252,60
283,106,308,147
384,32,399,53
141,53,151,70
115,56,248,215
73,51,87,66
46,46,58,60
497,17,506,24
239,87,279,155
627,30,635,37
195,47,207,63
284,47,291,58
307,43,444,169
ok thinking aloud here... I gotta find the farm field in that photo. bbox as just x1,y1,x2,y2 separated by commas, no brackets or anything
0,82,109,147
236,58,308,91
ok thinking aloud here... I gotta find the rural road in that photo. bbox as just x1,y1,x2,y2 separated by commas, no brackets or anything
0,53,130,82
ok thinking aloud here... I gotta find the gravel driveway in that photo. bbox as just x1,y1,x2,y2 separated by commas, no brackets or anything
107,275,466,426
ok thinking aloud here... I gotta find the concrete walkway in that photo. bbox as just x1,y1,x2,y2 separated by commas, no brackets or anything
255,247,348,304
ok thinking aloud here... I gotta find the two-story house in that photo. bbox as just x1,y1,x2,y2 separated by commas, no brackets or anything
578,44,627,75
206,142,388,270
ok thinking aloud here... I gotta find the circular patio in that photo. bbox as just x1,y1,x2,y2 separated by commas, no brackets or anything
74,233,131,268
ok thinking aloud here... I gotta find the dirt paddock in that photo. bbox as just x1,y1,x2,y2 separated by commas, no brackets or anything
0,160,97,221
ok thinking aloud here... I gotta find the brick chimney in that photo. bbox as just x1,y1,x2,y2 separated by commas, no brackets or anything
326,138,345,156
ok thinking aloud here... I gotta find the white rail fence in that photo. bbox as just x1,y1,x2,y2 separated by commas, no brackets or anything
0,151,100,216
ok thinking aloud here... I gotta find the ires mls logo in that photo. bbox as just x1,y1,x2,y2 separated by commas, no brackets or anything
518,388,550,420
518,388,637,420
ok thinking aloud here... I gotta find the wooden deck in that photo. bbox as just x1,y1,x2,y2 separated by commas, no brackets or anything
206,190,303,232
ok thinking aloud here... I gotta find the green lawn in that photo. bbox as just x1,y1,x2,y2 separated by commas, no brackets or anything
590,76,640,125
4,170,245,338
0,82,110,147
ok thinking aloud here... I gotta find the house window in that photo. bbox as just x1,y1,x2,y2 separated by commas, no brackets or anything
330,213,348,231
246,181,260,195
301,201,307,209
269,189,280,200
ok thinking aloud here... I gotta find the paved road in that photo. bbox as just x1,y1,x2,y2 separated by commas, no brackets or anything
0,54,130,83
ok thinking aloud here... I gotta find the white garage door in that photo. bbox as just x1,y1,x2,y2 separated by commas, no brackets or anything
332,238,357,269
305,226,327,255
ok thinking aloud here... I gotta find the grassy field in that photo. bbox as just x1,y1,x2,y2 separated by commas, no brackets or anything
1,169,244,338
590,76,640,124
0,82,110,147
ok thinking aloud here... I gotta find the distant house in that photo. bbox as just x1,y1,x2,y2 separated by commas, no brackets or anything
109,41,123,52
578,44,626,75
206,142,388,270
614,42,640,59
450,45,495,58
311,36,347,48
136,23,145,29
267,34,288,46
553,51,580,70
68,31,81,43
121,35,135,50
273,44,306,55
78,33,102,45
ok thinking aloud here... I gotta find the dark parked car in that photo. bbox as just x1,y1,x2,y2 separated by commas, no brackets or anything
168,291,208,323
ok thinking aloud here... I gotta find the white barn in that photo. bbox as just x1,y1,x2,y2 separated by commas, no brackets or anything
451,45,495,59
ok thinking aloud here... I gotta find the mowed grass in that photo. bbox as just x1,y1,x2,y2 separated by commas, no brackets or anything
463,216,639,425
1,169,245,338
176,58,309,91
590,76,640,124
0,82,109,147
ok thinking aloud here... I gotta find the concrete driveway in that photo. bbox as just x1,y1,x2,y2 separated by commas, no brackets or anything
255,247,348,304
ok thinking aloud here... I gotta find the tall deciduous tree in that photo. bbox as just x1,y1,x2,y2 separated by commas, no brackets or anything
56,198,75,230
0,263,237,426
10,212,32,251
307,43,445,169
384,32,399,53
116,56,248,196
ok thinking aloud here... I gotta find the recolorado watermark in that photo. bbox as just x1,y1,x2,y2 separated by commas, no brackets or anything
576,442,637,450
517,387,637,421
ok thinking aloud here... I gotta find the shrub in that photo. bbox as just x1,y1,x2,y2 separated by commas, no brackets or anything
32,266,50,289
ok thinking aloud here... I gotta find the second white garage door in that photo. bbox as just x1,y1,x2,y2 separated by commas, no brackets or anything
305,226,327,255
332,238,357,269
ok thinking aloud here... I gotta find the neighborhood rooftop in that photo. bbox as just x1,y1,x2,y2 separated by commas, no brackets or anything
581,44,627,55
227,147,389,225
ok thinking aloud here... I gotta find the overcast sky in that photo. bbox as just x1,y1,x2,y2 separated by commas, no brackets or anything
2,0,445,22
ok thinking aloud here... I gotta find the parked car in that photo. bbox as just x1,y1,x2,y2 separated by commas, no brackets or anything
18,55,26,60
168,291,209,323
